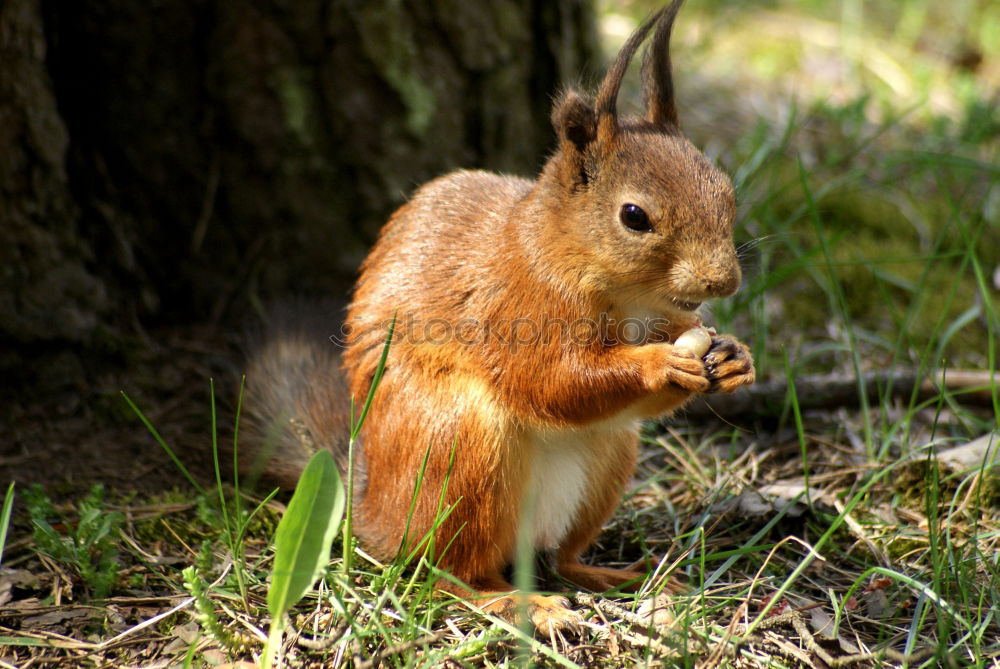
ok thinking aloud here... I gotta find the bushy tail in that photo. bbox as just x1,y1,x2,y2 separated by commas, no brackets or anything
240,302,353,490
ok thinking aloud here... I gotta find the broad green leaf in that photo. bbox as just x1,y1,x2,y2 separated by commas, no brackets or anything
267,449,345,619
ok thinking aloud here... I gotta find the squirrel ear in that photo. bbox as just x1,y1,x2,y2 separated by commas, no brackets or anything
642,0,683,128
552,90,597,187
552,89,597,154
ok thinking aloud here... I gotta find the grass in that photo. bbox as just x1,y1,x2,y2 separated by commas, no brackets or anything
2,0,998,667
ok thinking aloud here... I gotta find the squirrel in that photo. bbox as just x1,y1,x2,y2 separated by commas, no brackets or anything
243,0,755,634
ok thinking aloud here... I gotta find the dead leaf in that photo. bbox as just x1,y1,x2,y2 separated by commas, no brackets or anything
807,607,836,640
0,568,41,607
173,620,200,644
22,607,95,629
162,635,192,656
202,648,229,665
837,634,862,655
936,433,1000,472
865,589,890,619
4,596,45,612
757,593,789,616
726,480,837,518
729,489,804,517
636,593,674,628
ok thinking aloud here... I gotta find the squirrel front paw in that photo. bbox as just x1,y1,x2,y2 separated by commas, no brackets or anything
641,344,711,394
703,334,755,393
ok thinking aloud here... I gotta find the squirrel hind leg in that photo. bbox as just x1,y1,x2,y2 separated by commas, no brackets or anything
555,561,646,593
556,555,690,595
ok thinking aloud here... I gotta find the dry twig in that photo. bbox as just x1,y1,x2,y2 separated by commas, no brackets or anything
684,369,997,419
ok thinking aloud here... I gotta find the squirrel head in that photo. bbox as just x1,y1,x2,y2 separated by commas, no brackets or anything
542,0,740,320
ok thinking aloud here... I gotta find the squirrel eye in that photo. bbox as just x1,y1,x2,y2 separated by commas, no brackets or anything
619,204,652,232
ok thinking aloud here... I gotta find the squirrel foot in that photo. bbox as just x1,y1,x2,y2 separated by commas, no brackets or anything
527,595,584,636
704,334,755,393
480,592,583,635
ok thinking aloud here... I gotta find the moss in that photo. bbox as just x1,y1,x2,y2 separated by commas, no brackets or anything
352,3,437,135
274,67,314,146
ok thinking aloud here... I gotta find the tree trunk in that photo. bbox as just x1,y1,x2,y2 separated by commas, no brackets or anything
0,0,110,347
0,0,597,404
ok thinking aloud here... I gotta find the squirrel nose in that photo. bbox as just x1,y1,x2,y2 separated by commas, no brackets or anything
703,255,742,297
704,274,739,297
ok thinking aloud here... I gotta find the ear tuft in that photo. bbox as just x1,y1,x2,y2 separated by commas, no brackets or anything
552,90,597,153
593,6,668,141
643,0,684,128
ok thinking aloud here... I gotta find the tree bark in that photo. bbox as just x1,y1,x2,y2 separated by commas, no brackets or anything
26,0,598,329
0,0,109,348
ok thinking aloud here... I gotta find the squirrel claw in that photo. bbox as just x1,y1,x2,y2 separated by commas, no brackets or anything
704,335,755,394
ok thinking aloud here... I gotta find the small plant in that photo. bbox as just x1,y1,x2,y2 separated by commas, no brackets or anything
183,565,255,654
23,484,124,599
262,450,345,669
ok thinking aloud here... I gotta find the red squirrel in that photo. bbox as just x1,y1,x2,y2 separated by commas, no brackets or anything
244,0,754,633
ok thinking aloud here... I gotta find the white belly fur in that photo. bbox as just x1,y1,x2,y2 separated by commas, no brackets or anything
524,415,640,549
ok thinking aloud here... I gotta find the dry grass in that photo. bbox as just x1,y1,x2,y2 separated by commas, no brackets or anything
3,399,998,667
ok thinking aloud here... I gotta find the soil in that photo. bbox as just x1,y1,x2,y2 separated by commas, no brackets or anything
1,326,244,500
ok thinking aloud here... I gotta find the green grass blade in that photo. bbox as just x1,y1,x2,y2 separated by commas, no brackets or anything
236,487,280,545
0,637,49,648
351,313,396,442
120,391,206,496
345,315,396,574
797,157,874,456
232,375,247,532
208,379,232,548
0,482,14,566
783,349,811,507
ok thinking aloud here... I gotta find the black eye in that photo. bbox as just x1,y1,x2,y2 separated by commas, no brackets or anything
620,204,652,232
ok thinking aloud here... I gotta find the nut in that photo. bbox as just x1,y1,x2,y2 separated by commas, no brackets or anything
673,326,712,358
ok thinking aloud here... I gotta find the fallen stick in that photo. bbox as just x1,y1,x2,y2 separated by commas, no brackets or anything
681,369,997,419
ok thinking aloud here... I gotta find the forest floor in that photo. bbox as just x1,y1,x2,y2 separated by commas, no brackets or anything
2,326,237,500
2,328,998,668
